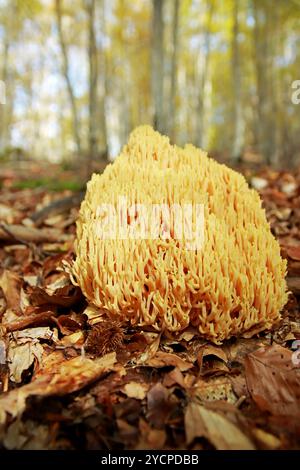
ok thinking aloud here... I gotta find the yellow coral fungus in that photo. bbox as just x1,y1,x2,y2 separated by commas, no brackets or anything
71,126,287,343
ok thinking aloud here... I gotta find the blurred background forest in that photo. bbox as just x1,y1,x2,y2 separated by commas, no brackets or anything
0,0,300,181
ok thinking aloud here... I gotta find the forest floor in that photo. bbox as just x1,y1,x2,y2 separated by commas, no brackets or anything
0,164,299,450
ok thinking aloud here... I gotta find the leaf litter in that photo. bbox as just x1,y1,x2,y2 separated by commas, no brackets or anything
0,168,300,449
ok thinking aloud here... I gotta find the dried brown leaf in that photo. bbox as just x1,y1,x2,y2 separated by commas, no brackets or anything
12,326,58,342
251,428,281,450
53,313,85,335
8,340,44,383
185,401,255,449
136,418,166,450
163,367,186,388
197,344,229,375
144,351,193,371
147,383,173,428
285,246,300,261
3,419,51,450
26,282,82,307
0,270,22,312
137,333,161,364
58,330,84,347
122,382,149,400
245,344,300,418
0,352,117,426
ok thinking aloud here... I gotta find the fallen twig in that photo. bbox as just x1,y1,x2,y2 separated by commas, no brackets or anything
2,310,57,332
0,223,68,244
0,223,32,246
30,192,85,226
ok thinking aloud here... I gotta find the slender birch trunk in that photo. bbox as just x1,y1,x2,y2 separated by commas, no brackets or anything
55,0,82,155
151,0,165,133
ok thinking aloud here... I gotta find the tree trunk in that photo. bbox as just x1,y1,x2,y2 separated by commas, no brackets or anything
252,0,276,165
168,0,179,142
231,0,244,163
196,0,214,148
0,37,9,149
86,0,98,168
151,0,165,133
97,0,108,160
55,0,82,155
0,3,15,152
270,6,281,166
